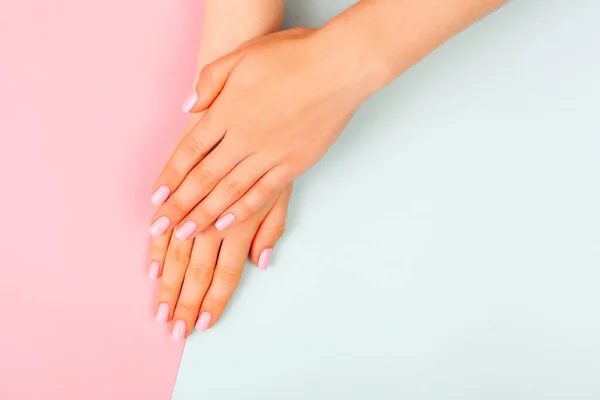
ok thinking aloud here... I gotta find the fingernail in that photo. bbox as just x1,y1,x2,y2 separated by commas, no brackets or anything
148,261,160,279
195,312,211,332
171,320,186,341
149,216,170,237
151,186,170,206
182,90,198,113
175,220,196,240
215,213,235,231
156,303,169,323
258,248,272,271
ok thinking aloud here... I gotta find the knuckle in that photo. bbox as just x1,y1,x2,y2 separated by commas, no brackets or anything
149,240,168,258
165,168,185,185
187,260,213,277
203,290,230,310
202,63,216,89
222,177,245,199
256,181,276,199
167,198,187,215
167,245,191,265
184,136,206,159
261,223,286,237
216,262,242,285
174,302,196,316
159,282,180,297
193,205,218,227
234,199,256,219
191,168,217,189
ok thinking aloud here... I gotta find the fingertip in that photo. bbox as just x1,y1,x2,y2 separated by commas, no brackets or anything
182,90,199,113
151,185,171,206
258,248,272,271
215,213,236,231
148,261,160,279
195,312,212,332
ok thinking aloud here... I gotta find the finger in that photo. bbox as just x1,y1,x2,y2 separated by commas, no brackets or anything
250,183,292,270
150,109,225,207
147,233,171,279
170,230,221,340
213,165,291,234
149,141,244,238
195,224,256,333
154,234,194,324
182,50,246,114
173,155,270,239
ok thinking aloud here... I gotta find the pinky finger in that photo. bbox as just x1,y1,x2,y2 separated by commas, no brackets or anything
214,166,291,233
250,183,292,270
147,234,171,279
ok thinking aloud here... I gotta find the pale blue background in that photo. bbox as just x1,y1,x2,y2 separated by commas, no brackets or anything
174,1,600,398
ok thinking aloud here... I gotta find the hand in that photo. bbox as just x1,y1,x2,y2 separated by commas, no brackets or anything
149,182,291,340
149,27,378,239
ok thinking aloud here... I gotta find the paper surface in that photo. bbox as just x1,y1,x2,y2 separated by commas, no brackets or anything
0,1,202,398
174,1,600,399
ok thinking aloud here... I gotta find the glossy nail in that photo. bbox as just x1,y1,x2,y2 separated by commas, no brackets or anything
215,213,235,231
258,248,272,270
195,312,211,332
149,216,170,237
171,320,186,341
151,186,170,206
148,261,160,279
182,91,198,113
156,303,169,323
175,221,196,241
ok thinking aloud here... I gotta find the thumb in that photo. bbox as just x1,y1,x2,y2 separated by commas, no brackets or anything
250,184,292,271
181,50,245,114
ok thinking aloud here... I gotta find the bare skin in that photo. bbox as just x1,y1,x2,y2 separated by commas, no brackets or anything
148,0,290,340
149,0,509,239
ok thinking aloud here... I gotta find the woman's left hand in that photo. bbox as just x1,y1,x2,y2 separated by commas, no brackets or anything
148,182,291,340
148,27,383,240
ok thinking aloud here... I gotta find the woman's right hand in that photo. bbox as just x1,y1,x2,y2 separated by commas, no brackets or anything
148,26,381,240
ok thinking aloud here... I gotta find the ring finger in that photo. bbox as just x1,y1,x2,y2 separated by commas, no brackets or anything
170,230,221,340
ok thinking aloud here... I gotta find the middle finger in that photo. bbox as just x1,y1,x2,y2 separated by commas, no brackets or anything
149,141,244,238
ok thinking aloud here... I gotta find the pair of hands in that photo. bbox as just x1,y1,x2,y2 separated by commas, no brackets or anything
148,27,371,340
148,112,291,341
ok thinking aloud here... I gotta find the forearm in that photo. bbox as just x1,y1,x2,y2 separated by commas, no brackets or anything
195,0,285,81
319,0,509,93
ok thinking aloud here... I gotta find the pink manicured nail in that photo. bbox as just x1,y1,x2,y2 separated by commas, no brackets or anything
182,91,198,113
151,186,170,206
195,312,211,332
258,248,272,271
215,213,235,231
171,320,186,341
148,261,160,279
149,216,170,237
175,221,196,240
156,303,169,323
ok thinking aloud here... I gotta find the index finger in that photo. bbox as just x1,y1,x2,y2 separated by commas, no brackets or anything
151,109,226,204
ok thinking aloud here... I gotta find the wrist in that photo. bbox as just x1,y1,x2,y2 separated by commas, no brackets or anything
314,8,394,103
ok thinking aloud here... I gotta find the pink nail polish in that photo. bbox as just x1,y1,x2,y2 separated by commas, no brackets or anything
258,248,272,270
195,312,211,332
171,320,186,341
156,303,169,323
182,91,198,113
149,216,170,237
175,221,196,240
148,261,160,279
215,213,235,231
151,186,170,206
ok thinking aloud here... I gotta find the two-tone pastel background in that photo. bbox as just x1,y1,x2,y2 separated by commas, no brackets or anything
1,1,599,399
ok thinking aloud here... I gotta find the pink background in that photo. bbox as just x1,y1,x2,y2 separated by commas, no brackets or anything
0,1,202,398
